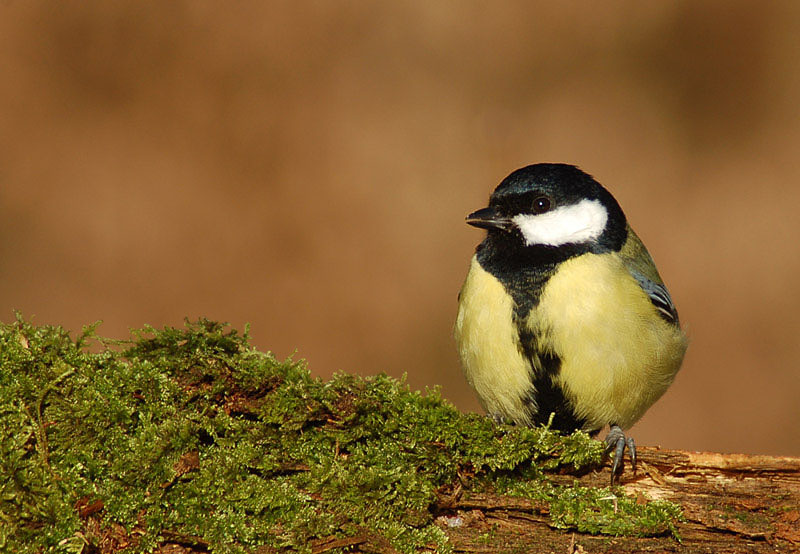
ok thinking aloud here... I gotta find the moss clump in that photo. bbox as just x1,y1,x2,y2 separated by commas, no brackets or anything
0,316,681,553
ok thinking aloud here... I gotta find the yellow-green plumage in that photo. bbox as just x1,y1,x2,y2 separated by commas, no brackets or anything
455,231,687,431
455,255,534,425
523,230,686,430
455,164,687,445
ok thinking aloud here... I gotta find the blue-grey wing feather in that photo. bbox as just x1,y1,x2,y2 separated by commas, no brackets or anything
630,270,680,325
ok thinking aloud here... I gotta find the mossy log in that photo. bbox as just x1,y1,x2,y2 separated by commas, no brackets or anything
439,448,800,553
3,317,798,553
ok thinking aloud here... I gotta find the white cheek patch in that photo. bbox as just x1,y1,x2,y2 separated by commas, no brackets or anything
511,198,608,247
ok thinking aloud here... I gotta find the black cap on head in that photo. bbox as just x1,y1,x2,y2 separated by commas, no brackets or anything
477,163,628,255
491,164,613,207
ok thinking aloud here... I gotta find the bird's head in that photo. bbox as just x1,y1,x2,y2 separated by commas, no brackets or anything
467,164,627,254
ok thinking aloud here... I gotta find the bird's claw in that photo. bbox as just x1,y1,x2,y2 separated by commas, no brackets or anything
604,424,636,485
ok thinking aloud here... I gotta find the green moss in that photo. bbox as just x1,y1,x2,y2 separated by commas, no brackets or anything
722,504,770,528
0,316,682,553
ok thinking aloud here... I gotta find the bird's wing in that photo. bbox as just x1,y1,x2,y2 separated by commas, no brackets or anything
618,226,680,325
628,270,679,325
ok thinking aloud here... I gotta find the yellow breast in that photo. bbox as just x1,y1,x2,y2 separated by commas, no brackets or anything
455,251,687,432
531,253,687,430
454,256,534,425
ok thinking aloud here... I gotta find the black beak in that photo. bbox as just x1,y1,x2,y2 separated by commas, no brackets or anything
465,206,512,231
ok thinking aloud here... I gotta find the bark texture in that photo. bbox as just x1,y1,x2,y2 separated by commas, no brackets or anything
437,447,800,554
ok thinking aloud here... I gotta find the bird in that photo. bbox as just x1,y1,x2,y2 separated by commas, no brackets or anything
454,163,688,483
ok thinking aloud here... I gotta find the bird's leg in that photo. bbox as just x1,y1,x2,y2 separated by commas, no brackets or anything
604,424,636,485
627,436,637,472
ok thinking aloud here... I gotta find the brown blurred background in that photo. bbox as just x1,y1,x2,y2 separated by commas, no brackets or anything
1,2,799,455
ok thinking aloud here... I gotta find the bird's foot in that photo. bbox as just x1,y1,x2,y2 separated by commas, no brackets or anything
604,424,636,485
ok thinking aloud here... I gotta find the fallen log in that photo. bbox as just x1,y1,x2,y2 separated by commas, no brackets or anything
439,447,800,553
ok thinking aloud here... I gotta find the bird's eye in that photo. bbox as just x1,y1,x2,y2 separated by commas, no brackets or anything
532,196,551,214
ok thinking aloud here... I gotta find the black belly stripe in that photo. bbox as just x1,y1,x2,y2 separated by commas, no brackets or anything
476,239,597,435
516,328,589,434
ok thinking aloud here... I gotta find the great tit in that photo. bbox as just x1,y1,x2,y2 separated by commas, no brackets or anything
454,163,688,483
